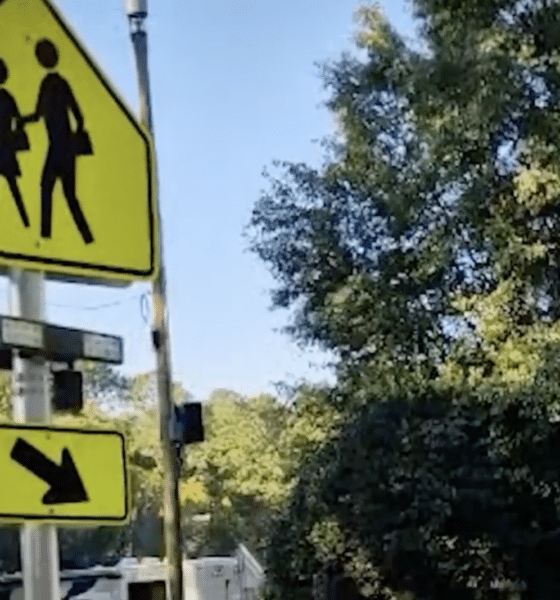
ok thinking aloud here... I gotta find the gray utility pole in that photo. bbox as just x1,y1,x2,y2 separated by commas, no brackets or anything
10,270,60,600
125,3,184,600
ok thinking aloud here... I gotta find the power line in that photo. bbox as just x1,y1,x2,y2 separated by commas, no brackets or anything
49,291,151,313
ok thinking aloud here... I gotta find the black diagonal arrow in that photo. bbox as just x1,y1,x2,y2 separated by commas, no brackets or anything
10,437,88,505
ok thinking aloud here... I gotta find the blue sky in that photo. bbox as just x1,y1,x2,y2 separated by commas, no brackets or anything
0,0,419,401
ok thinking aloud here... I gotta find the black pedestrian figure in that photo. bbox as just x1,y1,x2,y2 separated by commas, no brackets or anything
0,59,30,228
22,39,93,244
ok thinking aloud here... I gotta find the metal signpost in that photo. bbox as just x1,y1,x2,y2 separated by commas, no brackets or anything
0,1,159,599
10,270,60,600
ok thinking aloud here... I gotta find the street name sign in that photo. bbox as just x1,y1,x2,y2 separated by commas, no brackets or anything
0,423,128,523
0,315,124,364
0,0,157,282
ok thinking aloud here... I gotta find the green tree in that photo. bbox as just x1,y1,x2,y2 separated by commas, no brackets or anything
268,376,560,599
277,385,342,482
247,0,560,405
0,371,12,419
247,0,560,596
79,361,130,413
184,390,291,561
129,371,193,410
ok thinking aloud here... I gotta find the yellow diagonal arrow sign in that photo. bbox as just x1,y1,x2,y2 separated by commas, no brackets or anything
0,423,128,523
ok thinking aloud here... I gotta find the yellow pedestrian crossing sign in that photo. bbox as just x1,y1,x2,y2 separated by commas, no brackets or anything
0,423,128,523
0,0,157,282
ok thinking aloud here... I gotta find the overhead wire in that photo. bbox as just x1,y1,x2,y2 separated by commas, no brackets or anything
49,291,152,313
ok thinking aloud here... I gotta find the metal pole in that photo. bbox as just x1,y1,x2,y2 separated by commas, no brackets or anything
126,9,184,600
9,269,61,600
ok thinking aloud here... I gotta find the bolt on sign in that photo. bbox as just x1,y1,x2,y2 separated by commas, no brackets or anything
0,424,128,523
0,0,157,283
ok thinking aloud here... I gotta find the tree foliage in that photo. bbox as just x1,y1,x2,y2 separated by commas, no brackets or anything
0,371,12,419
247,0,560,404
184,390,291,560
79,361,130,413
267,382,560,599
247,0,560,597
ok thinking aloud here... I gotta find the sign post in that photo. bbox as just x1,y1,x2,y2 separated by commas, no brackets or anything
9,270,60,600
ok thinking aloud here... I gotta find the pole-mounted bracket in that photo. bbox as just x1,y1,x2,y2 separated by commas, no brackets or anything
151,329,161,350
